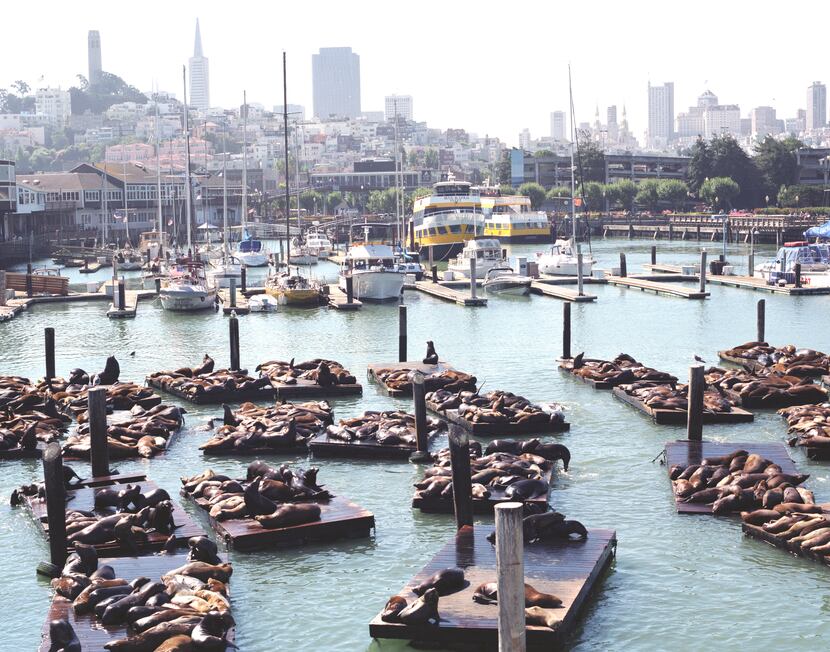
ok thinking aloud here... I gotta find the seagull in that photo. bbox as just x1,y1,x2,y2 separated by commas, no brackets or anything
129,351,135,356
694,355,705,363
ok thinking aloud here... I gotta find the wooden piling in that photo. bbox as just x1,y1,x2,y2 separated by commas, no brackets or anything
346,275,354,304
431,265,438,283
794,263,802,288
619,252,627,278
563,302,571,360
448,425,473,529
27,262,33,297
154,277,161,295
686,364,705,442
42,442,67,570
411,370,430,460
495,502,526,652
241,266,247,293
757,299,765,342
699,250,707,293
577,248,584,297
650,245,656,265
0,270,5,307
229,278,237,308
398,305,407,363
428,245,434,270
470,257,477,299
117,277,126,311
88,387,110,478
229,312,240,371
45,327,56,381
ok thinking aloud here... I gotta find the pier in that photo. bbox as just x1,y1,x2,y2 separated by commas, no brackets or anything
612,386,753,424
414,280,487,306
605,274,709,299
530,279,597,302
326,283,362,310
643,262,830,295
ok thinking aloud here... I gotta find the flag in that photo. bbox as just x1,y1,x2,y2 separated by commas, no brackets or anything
573,198,582,207
167,219,174,226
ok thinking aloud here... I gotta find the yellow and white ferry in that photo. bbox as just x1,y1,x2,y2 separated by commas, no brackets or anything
481,193,550,243
411,178,483,259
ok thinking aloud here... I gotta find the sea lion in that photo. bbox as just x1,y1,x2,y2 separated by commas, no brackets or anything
152,635,194,652
532,443,571,470
472,582,563,608
397,587,440,625
188,536,221,565
525,606,562,629
243,479,278,516
163,562,233,584
191,611,236,650
93,356,121,386
505,479,550,500
48,618,81,652
412,567,465,597
255,503,322,529
423,341,439,365
104,619,202,651
381,596,408,622
193,354,215,376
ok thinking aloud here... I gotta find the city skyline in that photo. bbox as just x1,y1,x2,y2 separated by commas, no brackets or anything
3,0,830,146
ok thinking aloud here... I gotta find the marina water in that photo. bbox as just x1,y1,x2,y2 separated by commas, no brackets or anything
2,238,828,651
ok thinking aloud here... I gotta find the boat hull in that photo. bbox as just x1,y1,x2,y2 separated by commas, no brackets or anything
288,254,318,265
265,287,321,306
115,261,143,271
339,271,404,302
237,252,268,267
485,281,531,295
159,287,216,311
537,258,594,277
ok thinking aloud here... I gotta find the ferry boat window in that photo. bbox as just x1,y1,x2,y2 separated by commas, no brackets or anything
449,225,461,233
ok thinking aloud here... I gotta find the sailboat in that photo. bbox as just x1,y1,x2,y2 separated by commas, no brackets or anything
208,123,244,288
534,65,596,277
141,92,172,288
159,65,217,311
234,90,269,267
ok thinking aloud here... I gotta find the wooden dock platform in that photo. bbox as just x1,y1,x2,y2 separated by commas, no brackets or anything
643,262,830,295
529,281,596,302
185,493,374,551
611,386,753,424
426,401,570,436
742,508,830,568
665,440,797,514
270,378,363,400
38,552,235,652
308,432,430,460
146,376,276,405
369,524,616,648
326,283,362,310
605,275,709,299
367,361,459,397
106,290,139,318
25,477,205,555
78,262,103,273
218,288,250,315
414,280,487,306
558,358,619,390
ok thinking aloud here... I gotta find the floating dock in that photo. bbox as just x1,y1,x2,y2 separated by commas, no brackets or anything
367,361,459,397
78,262,103,273
414,280,487,306
742,507,830,568
146,376,276,405
106,290,139,318
309,432,430,460
611,387,754,424
558,358,624,390
644,262,830,295
270,378,363,400
369,524,616,648
426,400,570,436
24,476,204,555
605,275,709,299
184,493,374,551
0,443,45,460
665,440,797,514
37,552,235,652
218,288,250,315
529,281,596,302
326,283,363,310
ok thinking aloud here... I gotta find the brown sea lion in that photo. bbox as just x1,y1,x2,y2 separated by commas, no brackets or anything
190,611,236,650
162,562,233,583
255,503,321,529
381,596,408,623
423,341,439,365
413,567,466,597
472,582,562,608
152,635,194,652
397,587,440,625
48,618,81,652
525,606,562,629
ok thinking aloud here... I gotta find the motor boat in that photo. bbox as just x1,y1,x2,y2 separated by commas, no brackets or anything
159,261,216,311
483,266,532,295
265,267,323,306
235,236,269,267
447,238,505,279
207,256,243,289
305,229,334,258
754,240,830,287
137,231,170,260
534,239,595,276
339,244,405,301
114,246,144,271
288,238,318,265
248,294,279,312
396,259,425,281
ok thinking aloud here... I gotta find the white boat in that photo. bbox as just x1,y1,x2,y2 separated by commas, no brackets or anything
305,229,334,258
535,238,595,276
114,246,144,271
248,294,279,312
159,262,216,311
137,231,170,260
208,256,243,289
396,259,425,280
483,266,533,295
288,239,318,265
448,238,505,279
235,237,269,267
339,244,405,301
754,241,830,287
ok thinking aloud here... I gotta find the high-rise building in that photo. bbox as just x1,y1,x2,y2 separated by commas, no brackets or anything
647,82,674,148
35,88,72,127
550,111,566,140
751,106,780,138
806,82,827,131
704,105,741,139
607,105,618,143
519,128,531,150
384,95,413,122
312,47,361,119
188,19,210,111
88,30,102,86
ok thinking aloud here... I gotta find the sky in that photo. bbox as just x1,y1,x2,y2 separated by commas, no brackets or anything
3,0,829,146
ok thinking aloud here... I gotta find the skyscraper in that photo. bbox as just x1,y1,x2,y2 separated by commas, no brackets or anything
647,82,674,148
806,82,827,131
607,105,618,143
384,95,413,122
188,19,210,111
550,111,566,140
88,30,102,86
312,47,361,119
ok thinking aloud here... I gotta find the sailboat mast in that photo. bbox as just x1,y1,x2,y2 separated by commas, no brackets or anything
182,65,193,255
568,64,577,244
393,99,401,248
295,125,301,235
123,159,130,243
222,125,228,261
242,90,248,233
282,51,291,263
155,89,163,236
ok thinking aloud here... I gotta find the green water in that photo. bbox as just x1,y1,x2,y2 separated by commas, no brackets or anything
2,238,829,651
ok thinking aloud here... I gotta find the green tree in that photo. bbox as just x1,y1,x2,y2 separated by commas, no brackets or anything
533,149,554,158
325,191,343,213
700,177,740,210
546,186,571,199
635,179,661,211
579,181,605,212
407,150,420,167
517,182,546,210
688,134,762,207
12,80,30,96
425,149,439,170
687,136,714,193
753,136,802,203
497,150,511,185
498,184,515,196
575,130,606,182
611,180,637,211
410,187,432,201
299,190,323,213
777,184,824,208
69,72,148,115
657,179,689,211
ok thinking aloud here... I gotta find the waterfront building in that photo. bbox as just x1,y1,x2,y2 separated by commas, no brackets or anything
189,19,210,111
312,47,361,119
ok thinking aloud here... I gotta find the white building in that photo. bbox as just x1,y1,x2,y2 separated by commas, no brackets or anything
519,128,531,150
751,106,780,139
188,19,210,111
550,111,566,140
806,82,827,131
384,95,413,121
312,47,361,119
647,81,674,148
35,88,72,128
704,104,741,139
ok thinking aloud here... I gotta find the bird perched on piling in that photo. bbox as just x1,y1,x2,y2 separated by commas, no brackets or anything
694,355,705,363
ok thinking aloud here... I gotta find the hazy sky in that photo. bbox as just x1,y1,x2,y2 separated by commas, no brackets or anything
4,0,828,145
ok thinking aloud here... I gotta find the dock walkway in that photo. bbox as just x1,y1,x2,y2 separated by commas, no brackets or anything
606,275,708,299
530,281,596,302
326,283,362,310
217,288,250,315
414,280,487,306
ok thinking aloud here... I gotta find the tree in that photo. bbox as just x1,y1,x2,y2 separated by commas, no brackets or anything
700,177,740,210
579,181,605,212
299,190,323,213
68,72,148,115
325,191,343,213
657,179,689,211
688,134,761,208
777,184,824,208
410,187,432,202
12,80,30,96
517,182,546,210
498,184,515,196
408,150,420,167
610,180,637,211
425,149,439,170
753,136,801,203
546,186,571,199
575,130,606,182
687,136,714,193
497,150,511,185
635,179,661,211
533,149,554,158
